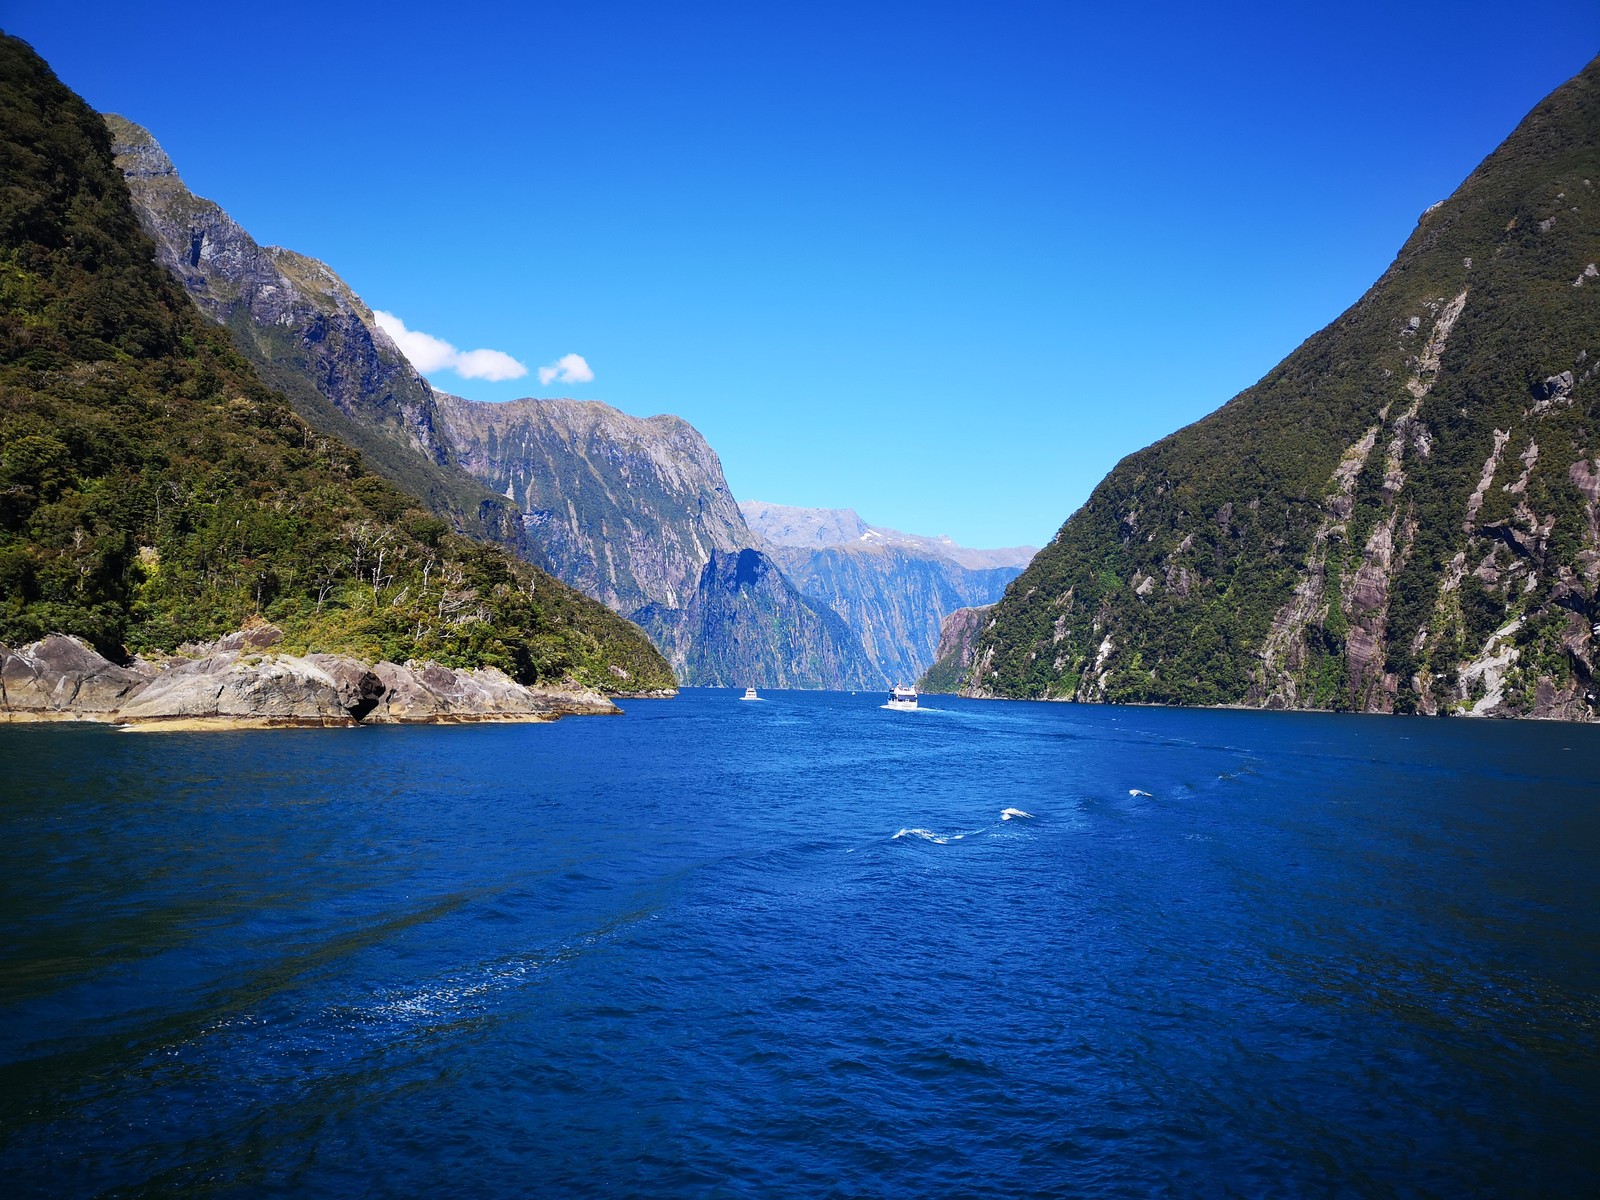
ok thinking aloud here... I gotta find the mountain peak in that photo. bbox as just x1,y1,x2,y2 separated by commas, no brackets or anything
102,113,174,180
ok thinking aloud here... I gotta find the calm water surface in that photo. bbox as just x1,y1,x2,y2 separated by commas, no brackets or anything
1,691,1598,1197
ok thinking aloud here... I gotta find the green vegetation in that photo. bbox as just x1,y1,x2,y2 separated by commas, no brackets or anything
0,35,674,693
967,55,1600,715
918,650,967,694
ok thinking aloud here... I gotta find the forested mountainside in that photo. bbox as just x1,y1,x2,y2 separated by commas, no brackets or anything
0,35,674,693
741,502,1031,685
919,605,993,693
962,54,1600,720
105,115,533,554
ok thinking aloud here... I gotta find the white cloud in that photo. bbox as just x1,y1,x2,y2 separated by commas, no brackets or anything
538,353,595,387
372,310,528,383
453,348,528,382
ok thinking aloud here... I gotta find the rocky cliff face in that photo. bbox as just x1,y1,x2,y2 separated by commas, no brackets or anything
919,605,993,693
436,393,753,611
104,115,529,551
963,55,1600,721
742,501,1032,684
632,549,883,688
766,544,1023,685
435,397,888,687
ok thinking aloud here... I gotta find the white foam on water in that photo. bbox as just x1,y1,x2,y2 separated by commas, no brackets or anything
892,827,972,844
999,808,1033,821
1129,789,1153,798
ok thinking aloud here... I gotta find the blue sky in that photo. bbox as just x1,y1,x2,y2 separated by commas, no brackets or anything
9,2,1599,547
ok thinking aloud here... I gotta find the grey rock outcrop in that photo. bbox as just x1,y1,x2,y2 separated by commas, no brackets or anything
116,653,354,726
365,661,616,723
0,629,619,729
0,636,149,718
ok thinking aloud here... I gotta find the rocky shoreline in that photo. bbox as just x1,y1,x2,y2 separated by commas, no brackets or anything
0,626,652,731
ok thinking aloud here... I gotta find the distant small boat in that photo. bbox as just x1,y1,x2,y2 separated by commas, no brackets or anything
884,685,919,711
741,687,760,701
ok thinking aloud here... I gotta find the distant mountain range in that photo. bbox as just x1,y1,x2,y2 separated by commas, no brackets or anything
106,114,1023,689
741,502,1033,685
956,53,1600,721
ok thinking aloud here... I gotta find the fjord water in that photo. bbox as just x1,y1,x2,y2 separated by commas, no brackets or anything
2,694,1597,1197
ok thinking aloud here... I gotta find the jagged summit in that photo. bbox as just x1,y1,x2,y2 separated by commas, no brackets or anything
102,113,174,178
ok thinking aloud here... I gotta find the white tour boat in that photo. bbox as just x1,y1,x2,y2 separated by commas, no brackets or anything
884,685,919,711
741,687,760,701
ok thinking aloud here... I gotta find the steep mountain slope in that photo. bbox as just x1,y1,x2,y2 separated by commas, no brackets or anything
105,116,531,553
632,548,883,688
0,34,673,693
964,55,1600,720
920,605,994,693
437,393,753,611
439,396,883,686
742,501,1033,683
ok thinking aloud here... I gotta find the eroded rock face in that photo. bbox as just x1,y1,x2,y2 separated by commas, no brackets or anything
115,653,353,726
364,661,616,723
105,115,449,465
0,631,621,730
306,655,386,720
0,636,147,717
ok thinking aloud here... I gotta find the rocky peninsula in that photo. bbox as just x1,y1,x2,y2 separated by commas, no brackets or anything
0,626,641,731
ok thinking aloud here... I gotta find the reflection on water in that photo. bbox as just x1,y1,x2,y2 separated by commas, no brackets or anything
2,694,1598,1197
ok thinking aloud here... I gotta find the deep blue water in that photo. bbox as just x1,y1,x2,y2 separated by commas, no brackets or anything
2,690,1598,1198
